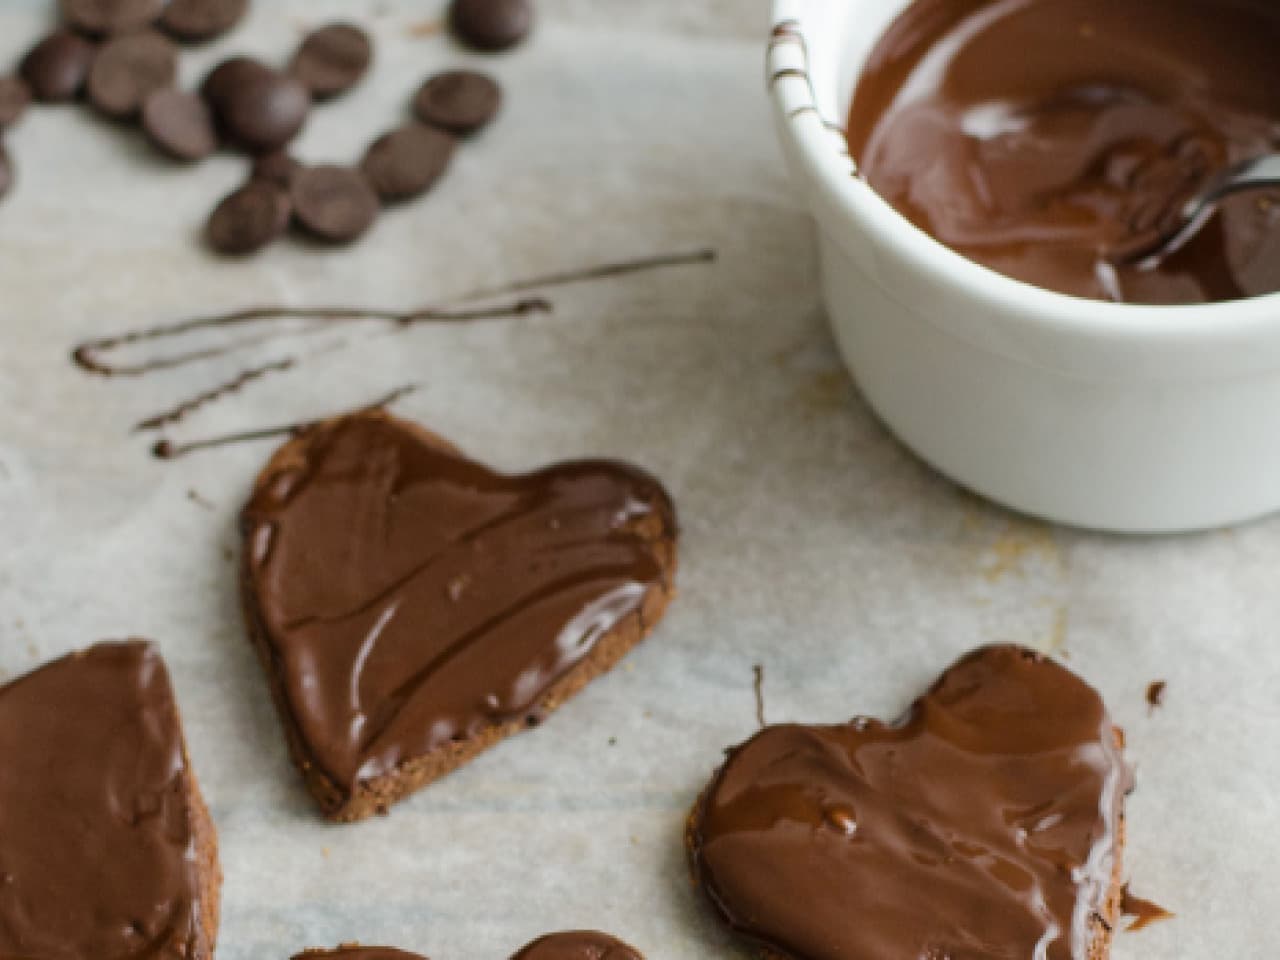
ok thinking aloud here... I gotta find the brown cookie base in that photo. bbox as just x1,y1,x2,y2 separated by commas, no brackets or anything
241,414,678,822
185,748,223,957
683,729,1127,960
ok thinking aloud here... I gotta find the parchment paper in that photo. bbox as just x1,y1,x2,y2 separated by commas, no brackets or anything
0,1,1275,957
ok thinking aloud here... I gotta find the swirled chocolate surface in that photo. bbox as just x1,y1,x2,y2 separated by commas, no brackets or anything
241,412,676,799
688,645,1129,960
848,0,1280,303
0,641,214,960
509,931,644,960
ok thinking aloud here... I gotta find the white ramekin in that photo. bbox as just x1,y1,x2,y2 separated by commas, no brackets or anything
770,0,1280,533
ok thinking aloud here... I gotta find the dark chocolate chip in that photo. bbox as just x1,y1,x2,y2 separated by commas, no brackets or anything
413,70,501,134
86,30,177,120
62,0,166,36
289,23,372,100
0,142,13,199
159,0,248,41
20,32,97,103
449,0,533,51
0,77,32,130
207,180,292,255
290,165,380,243
142,88,217,161
202,58,310,153
251,150,299,188
360,124,455,202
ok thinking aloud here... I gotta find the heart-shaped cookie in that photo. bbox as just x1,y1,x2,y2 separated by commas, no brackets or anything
241,411,677,821
0,641,221,960
687,645,1130,960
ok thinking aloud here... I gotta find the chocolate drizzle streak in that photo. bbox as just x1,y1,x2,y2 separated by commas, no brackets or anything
68,248,717,460
152,384,419,460
73,298,551,378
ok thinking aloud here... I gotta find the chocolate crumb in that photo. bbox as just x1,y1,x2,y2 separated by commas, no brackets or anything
1146,680,1167,713
1121,884,1175,932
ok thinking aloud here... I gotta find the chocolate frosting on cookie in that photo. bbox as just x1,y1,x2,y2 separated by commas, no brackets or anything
0,641,214,960
241,412,676,795
688,645,1129,960
510,931,644,960
294,949,426,960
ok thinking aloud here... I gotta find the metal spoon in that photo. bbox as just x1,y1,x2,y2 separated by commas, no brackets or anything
1116,154,1280,267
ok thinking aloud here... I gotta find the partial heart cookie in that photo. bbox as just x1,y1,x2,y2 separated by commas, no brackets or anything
297,931,643,960
241,411,678,821
0,641,221,960
687,645,1132,960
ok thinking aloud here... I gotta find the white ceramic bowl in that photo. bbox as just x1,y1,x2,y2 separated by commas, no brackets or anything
770,0,1280,533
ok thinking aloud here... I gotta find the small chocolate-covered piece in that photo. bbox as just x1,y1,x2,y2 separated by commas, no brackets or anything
86,30,177,119
290,165,380,243
414,70,501,134
510,932,645,960
450,0,533,51
0,76,32,129
207,179,292,255
143,88,217,161
290,23,372,100
203,57,310,153
20,31,97,103
62,0,165,35
360,124,455,202
251,150,299,189
160,0,249,41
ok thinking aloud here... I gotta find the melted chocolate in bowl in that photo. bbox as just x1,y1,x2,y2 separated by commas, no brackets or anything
847,0,1280,304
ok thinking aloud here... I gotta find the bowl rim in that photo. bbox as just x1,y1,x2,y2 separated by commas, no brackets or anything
768,0,1280,347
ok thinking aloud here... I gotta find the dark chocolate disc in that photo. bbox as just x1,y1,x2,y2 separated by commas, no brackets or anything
86,30,177,120
449,0,533,52
207,180,292,255
142,88,217,161
160,0,249,41
0,77,32,130
251,150,300,189
413,70,501,135
360,124,455,202
202,57,310,153
20,32,97,103
290,165,380,243
289,24,372,100
62,0,166,36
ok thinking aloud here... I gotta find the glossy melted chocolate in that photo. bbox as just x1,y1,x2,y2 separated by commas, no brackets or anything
848,0,1280,303
689,645,1129,960
510,931,644,960
241,412,675,796
294,949,426,960
0,641,211,960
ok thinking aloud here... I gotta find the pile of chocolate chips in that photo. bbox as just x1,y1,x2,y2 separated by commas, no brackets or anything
0,0,533,254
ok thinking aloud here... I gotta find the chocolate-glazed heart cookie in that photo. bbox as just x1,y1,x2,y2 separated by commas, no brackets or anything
240,411,678,821
0,641,221,960
687,645,1131,960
